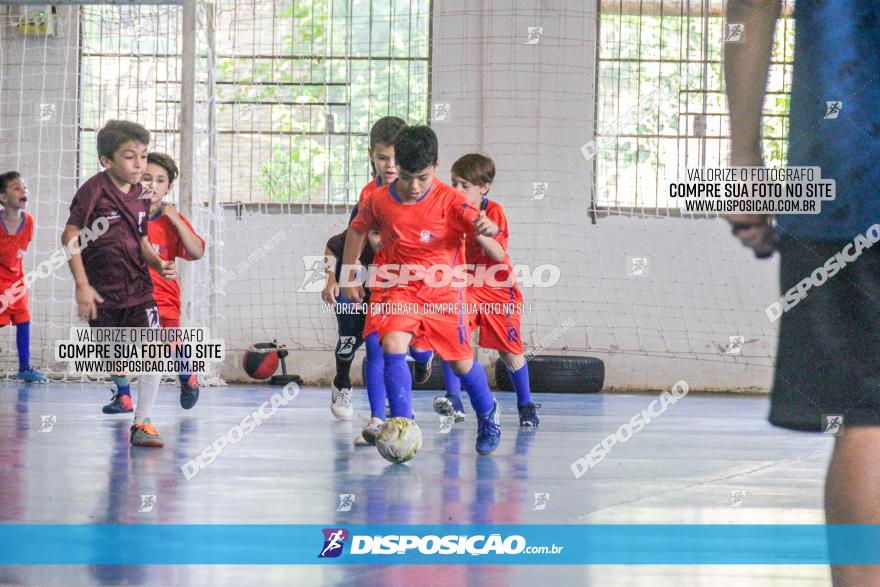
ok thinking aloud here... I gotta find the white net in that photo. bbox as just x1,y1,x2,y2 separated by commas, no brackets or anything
0,1,430,382
0,0,795,389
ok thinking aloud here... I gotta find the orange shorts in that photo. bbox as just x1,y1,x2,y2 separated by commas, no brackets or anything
376,306,470,361
466,288,524,354
363,297,432,350
0,292,30,326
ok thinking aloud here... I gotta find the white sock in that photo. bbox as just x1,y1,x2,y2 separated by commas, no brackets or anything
133,373,161,425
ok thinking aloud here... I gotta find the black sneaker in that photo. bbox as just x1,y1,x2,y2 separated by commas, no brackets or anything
102,389,133,414
413,359,432,385
180,374,200,410
517,402,541,427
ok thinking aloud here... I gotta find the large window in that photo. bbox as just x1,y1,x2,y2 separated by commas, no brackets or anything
79,0,431,205
595,0,795,209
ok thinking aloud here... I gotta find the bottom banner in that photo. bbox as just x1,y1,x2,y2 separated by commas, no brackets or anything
1,524,878,564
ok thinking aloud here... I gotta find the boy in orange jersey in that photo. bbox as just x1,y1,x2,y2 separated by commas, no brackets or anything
323,116,433,445
341,125,503,456
433,154,539,427
0,172,47,383
142,152,205,409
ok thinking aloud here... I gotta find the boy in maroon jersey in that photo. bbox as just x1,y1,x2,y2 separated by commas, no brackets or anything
61,120,176,447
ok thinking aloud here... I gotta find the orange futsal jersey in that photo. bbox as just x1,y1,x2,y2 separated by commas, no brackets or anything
147,209,204,320
0,212,34,323
0,212,33,289
357,176,384,206
464,198,524,354
351,179,479,306
464,197,521,302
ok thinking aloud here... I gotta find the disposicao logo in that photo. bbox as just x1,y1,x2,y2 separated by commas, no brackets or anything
318,528,348,558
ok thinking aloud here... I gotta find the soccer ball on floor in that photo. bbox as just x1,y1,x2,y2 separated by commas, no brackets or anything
376,417,422,464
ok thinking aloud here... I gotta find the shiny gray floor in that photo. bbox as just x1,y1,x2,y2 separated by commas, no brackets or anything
0,382,834,586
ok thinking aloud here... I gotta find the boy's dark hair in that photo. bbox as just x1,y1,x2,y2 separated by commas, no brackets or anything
369,116,406,150
451,154,496,190
97,120,150,161
0,171,21,193
394,125,439,174
147,152,179,184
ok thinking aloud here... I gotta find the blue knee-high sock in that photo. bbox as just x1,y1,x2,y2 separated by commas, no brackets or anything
507,363,532,404
458,363,495,417
16,322,30,372
365,333,386,419
111,374,132,397
442,360,462,397
383,352,412,419
408,347,433,363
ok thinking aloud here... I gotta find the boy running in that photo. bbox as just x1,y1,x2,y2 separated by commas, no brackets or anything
61,120,176,447
322,116,433,446
341,125,503,455
433,154,539,427
323,116,405,423
142,152,205,409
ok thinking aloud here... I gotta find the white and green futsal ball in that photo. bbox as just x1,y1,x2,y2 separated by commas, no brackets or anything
376,417,422,464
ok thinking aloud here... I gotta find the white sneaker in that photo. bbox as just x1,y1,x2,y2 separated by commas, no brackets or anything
433,395,466,423
331,384,353,421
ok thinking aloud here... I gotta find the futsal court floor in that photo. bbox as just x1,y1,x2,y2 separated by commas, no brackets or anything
0,381,833,586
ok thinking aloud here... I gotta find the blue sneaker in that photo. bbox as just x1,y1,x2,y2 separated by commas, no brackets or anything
475,400,501,455
517,402,541,427
18,367,47,383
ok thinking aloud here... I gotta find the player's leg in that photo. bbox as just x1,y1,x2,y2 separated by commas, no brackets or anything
128,302,163,447
478,299,539,427
428,316,500,454
103,372,133,413
433,311,475,420
380,323,416,419
447,356,500,455
408,344,433,385
498,352,538,427
162,316,199,410
89,305,134,414
826,428,880,585
433,360,465,421
13,307,46,383
330,299,364,421
355,330,386,446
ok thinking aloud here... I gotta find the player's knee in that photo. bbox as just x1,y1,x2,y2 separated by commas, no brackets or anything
500,352,525,371
381,332,411,355
448,358,473,375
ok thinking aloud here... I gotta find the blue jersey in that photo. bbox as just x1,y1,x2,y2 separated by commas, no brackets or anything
777,0,880,241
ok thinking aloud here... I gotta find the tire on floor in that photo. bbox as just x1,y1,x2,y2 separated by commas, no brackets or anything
494,355,604,394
